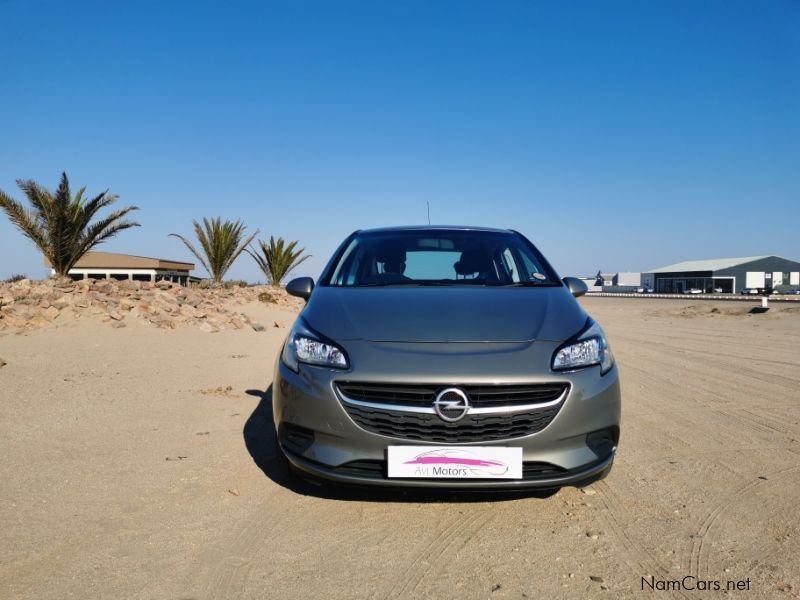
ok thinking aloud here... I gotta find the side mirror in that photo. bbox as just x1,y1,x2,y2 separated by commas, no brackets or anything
563,276,588,298
286,277,315,300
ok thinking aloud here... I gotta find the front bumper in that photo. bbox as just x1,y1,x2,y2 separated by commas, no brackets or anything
272,339,621,489
282,445,615,489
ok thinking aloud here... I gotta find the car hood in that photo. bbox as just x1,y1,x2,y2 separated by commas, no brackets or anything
301,286,587,343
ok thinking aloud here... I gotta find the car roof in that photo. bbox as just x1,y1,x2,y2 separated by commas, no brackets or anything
354,225,515,234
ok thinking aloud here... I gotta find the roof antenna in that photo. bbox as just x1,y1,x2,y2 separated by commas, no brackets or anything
426,201,431,225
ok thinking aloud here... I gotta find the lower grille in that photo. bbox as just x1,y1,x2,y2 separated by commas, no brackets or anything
332,459,571,481
341,403,562,443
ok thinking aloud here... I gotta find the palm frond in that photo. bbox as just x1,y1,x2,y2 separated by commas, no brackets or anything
249,236,310,287
1,173,139,276
170,217,255,283
169,232,212,276
0,189,50,255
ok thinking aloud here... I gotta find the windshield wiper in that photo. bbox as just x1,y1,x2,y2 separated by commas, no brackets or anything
495,281,554,287
358,282,421,287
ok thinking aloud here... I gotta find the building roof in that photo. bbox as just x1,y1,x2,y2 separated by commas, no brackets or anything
649,256,768,273
44,251,194,271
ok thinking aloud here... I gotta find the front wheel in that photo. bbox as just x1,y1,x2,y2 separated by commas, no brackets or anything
272,436,295,483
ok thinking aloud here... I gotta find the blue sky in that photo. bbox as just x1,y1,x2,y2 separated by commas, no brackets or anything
1,0,798,281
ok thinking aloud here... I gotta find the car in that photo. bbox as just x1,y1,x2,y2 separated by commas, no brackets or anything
273,226,621,492
741,288,760,295
713,287,723,294
685,288,703,294
787,289,800,295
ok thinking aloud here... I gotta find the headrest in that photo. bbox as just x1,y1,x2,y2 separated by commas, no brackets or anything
376,245,407,265
454,249,492,275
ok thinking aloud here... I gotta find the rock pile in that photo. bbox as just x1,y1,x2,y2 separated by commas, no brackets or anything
0,278,304,333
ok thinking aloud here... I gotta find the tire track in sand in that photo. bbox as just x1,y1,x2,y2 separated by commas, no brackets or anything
401,511,496,600
594,481,692,600
689,463,800,581
383,508,494,600
202,492,297,600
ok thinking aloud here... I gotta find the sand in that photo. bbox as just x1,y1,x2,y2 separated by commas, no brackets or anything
1,297,799,599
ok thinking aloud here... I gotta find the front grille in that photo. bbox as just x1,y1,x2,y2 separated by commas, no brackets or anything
332,459,570,481
335,381,567,442
341,403,562,443
336,382,568,409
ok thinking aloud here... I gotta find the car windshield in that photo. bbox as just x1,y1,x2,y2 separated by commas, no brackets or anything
322,230,560,287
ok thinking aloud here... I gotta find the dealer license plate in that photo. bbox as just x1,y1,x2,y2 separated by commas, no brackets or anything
387,446,522,479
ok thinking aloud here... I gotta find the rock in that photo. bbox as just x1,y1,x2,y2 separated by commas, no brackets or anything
199,321,219,333
149,315,177,329
581,488,596,496
12,304,35,318
40,306,60,321
590,576,604,583
586,530,602,540
0,278,305,332
0,357,6,368
228,488,240,497
118,280,141,291
111,320,126,328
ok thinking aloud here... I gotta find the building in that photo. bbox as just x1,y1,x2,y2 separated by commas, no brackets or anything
642,256,800,294
616,272,641,288
46,252,195,285
578,277,603,292
598,272,615,286
589,271,641,292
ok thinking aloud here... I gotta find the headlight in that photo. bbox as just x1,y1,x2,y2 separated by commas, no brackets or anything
282,318,349,372
552,320,614,375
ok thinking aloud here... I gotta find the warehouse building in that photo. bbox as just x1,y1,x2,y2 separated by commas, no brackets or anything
45,252,195,285
642,256,800,294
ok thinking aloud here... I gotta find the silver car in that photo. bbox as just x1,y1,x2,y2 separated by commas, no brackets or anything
273,226,620,491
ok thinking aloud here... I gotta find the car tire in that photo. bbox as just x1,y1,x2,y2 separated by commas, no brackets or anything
272,436,296,482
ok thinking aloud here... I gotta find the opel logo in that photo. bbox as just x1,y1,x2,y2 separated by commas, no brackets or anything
433,388,470,422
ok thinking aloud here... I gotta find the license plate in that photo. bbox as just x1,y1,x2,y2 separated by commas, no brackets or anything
387,446,522,479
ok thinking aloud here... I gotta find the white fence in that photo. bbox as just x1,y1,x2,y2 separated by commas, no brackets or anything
585,292,800,303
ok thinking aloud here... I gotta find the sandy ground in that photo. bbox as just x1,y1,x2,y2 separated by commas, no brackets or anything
1,297,799,599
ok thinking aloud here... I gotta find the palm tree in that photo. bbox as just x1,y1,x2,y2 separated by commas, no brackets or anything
0,172,139,277
247,236,310,287
170,218,257,285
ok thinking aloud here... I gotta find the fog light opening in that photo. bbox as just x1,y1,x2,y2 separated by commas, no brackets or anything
586,427,619,460
279,423,315,455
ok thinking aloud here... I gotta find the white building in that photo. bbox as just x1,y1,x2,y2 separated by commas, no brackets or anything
46,251,195,285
